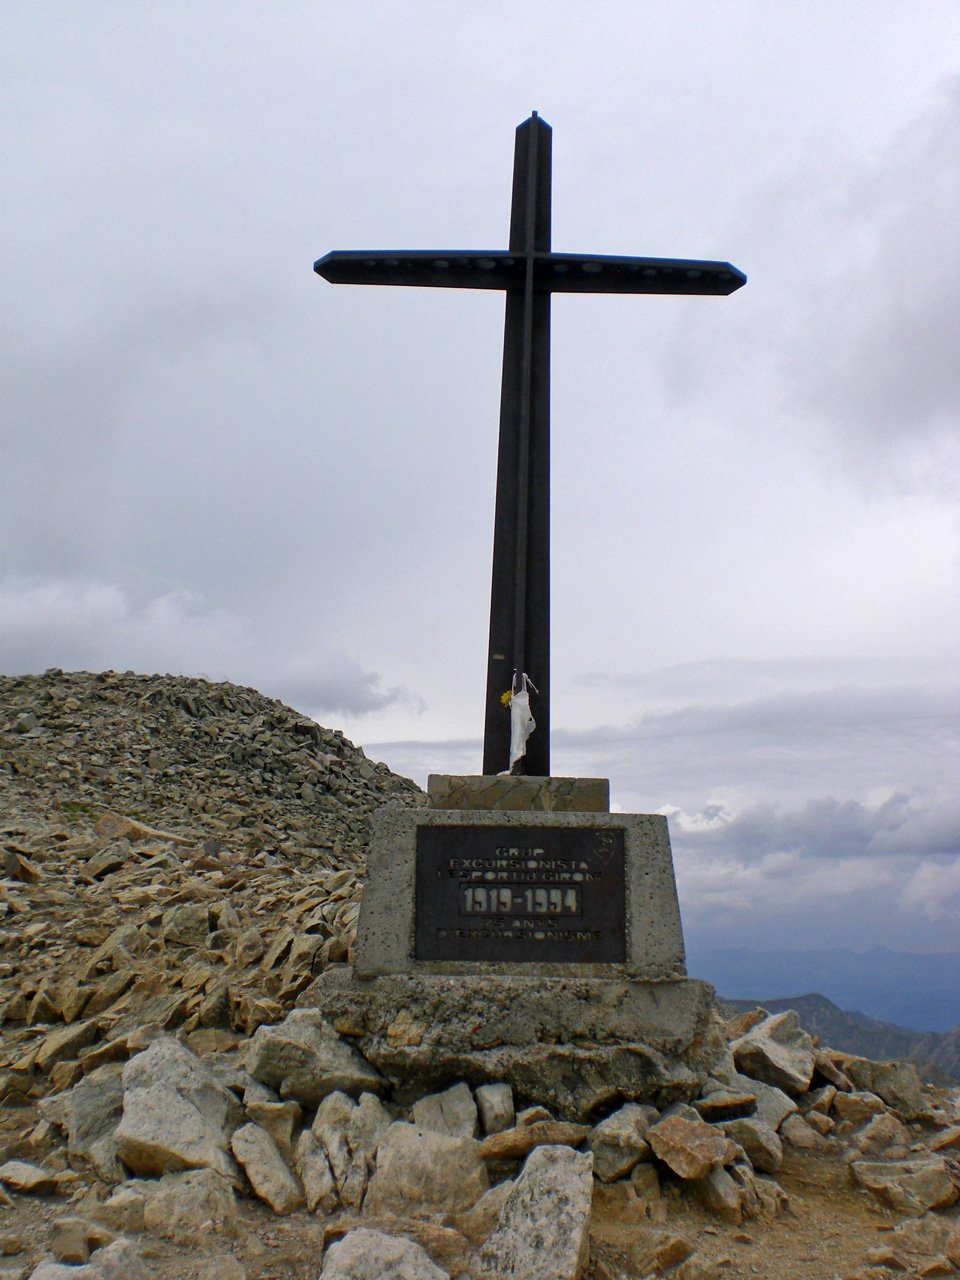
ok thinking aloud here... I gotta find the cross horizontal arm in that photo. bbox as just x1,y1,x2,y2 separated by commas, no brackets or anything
315,250,522,291
315,249,746,296
537,252,746,295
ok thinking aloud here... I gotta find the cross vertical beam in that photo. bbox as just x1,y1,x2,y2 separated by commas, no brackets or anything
314,114,746,779
483,113,552,776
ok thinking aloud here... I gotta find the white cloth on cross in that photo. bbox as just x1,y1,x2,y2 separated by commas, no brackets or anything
508,672,537,770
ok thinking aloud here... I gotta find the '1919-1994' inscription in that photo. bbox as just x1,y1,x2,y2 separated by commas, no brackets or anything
414,825,626,963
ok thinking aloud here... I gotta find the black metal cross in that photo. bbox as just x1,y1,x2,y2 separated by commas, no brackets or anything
315,113,745,777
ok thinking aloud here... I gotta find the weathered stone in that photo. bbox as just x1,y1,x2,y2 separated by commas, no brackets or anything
195,1258,246,1280
624,1228,695,1276
695,1165,742,1223
0,1161,58,1195
90,1187,146,1235
449,1180,516,1244
843,1057,929,1120
720,1117,783,1173
853,1112,912,1157
245,1009,383,1106
27,1238,152,1280
590,1102,656,1182
516,1106,552,1126
804,1109,834,1136
115,1037,240,1181
660,1101,700,1122
693,1090,757,1122
813,1048,853,1091
34,1020,99,1073
850,1157,960,1214
646,1116,737,1181
832,1090,887,1126
731,1011,815,1095
303,969,722,1120
230,1123,303,1215
312,1090,392,1210
319,1228,449,1280
475,1144,593,1280
243,1100,300,1156
294,1131,338,1212
929,1125,960,1152
160,902,211,947
707,1056,797,1131
591,1180,647,1223
365,1123,488,1217
323,1218,469,1276
890,1214,954,1259
117,1086,237,1180
49,1218,91,1265
629,1160,662,1202
56,1064,125,1182
780,1113,830,1151
478,1120,589,1161
475,1083,514,1136
141,1169,238,1240
234,928,266,966
412,1082,478,1138
800,1084,836,1115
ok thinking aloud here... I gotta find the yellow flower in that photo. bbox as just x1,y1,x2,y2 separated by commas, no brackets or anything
500,690,512,706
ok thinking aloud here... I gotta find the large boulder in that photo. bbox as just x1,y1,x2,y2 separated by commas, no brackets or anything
475,1144,594,1280
589,1103,657,1182
730,1011,815,1095
319,1227,449,1280
114,1037,240,1181
364,1122,488,1217
245,1010,383,1107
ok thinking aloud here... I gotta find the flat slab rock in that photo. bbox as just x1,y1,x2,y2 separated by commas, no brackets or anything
301,969,722,1119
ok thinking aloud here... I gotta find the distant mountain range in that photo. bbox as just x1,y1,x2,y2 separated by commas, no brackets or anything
687,946,960,1033
717,991,960,1085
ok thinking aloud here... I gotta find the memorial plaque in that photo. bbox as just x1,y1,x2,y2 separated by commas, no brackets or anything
415,824,626,963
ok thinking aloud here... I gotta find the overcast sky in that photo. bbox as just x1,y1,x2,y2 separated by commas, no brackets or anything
3,2,958,959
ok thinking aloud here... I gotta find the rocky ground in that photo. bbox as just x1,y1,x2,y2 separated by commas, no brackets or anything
1,670,959,1280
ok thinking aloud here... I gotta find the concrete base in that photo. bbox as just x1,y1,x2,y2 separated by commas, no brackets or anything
300,967,723,1121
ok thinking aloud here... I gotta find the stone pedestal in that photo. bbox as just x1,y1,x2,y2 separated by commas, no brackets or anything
301,779,722,1119
301,968,720,1120
427,774,609,812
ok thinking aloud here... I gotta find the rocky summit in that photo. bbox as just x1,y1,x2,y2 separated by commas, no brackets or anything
1,670,959,1280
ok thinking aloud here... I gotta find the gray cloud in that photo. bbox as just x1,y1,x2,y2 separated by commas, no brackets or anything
0,577,408,720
